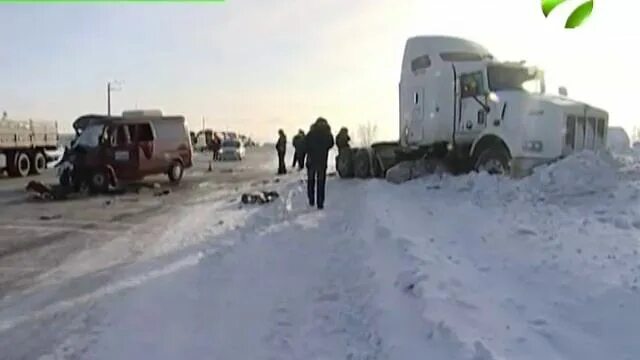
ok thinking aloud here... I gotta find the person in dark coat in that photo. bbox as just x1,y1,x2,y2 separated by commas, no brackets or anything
335,127,351,154
212,133,222,161
276,129,287,175
305,117,334,209
292,129,306,170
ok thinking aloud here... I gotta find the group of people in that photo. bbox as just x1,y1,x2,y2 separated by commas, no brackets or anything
275,118,351,210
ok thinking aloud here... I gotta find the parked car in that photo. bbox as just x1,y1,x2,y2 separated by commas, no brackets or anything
58,110,193,192
219,139,245,161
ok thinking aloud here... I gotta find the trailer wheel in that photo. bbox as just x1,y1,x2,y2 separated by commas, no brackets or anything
474,146,511,175
9,152,32,177
30,151,47,175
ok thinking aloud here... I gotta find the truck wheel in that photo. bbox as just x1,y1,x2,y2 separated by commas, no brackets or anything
10,152,32,177
474,146,511,175
30,151,47,175
89,169,110,194
353,148,371,178
370,150,383,178
168,161,184,183
336,149,354,178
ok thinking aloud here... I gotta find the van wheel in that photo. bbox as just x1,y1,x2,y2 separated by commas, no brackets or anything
474,146,511,175
9,152,32,177
168,161,184,183
31,151,47,175
89,170,110,193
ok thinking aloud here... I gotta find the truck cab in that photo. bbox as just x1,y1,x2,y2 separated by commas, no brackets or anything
399,36,608,175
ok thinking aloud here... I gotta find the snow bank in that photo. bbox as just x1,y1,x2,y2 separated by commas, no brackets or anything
526,151,619,198
363,150,640,360
421,151,621,204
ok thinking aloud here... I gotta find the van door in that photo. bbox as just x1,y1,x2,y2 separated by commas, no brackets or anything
455,70,489,143
106,124,139,181
131,122,156,175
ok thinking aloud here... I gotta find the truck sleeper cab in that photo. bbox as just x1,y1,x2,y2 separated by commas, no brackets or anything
399,35,608,176
61,110,193,192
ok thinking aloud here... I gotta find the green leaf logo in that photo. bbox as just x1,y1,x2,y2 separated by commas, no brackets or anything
541,0,594,28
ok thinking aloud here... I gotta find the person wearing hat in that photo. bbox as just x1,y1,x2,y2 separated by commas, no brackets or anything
276,129,287,175
304,117,334,209
292,129,306,170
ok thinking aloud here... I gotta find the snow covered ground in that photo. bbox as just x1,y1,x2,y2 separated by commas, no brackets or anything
1,149,639,360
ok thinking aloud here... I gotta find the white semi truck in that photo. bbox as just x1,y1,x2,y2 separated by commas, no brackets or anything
338,36,609,179
0,115,59,177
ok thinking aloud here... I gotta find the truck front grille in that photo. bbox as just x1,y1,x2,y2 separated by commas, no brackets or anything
566,115,607,151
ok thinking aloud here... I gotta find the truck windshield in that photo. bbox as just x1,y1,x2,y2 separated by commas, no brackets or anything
487,65,544,94
74,124,104,147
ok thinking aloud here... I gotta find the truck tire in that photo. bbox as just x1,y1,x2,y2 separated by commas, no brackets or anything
336,149,354,178
353,148,371,178
8,152,32,177
370,149,383,178
474,146,511,175
168,160,184,183
30,151,47,175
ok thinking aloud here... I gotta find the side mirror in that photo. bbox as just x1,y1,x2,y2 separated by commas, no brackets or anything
559,86,568,97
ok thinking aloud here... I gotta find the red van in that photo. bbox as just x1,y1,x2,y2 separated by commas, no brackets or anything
59,110,193,192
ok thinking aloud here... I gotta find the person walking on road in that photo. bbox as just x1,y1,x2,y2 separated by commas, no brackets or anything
212,133,222,161
292,129,306,170
276,129,287,175
305,117,334,209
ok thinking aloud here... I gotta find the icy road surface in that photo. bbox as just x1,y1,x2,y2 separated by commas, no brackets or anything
1,150,640,360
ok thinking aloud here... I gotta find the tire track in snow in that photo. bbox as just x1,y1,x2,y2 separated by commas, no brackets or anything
261,183,385,360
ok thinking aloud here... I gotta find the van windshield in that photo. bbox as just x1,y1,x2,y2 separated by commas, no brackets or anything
222,140,240,148
74,124,104,148
487,64,544,94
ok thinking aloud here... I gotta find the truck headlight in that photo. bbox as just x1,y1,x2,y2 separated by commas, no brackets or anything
523,140,544,152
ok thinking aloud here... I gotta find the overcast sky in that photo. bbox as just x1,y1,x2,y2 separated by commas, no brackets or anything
0,0,636,142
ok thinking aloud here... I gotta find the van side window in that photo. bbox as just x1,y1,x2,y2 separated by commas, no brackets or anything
411,55,431,73
107,125,130,146
127,124,137,142
116,125,129,145
137,123,154,142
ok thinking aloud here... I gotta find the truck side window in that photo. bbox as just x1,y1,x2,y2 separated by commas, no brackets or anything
440,52,483,62
137,123,154,142
460,72,485,98
411,55,431,73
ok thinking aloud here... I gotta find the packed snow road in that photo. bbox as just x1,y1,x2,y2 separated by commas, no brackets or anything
1,150,639,360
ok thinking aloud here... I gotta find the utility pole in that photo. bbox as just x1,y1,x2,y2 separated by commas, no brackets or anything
107,80,123,117
107,82,111,117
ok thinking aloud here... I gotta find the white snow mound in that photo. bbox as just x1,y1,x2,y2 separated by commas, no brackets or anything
526,151,619,197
